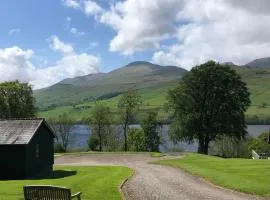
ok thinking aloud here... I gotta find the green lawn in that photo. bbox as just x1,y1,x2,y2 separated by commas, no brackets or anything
155,154,270,197
0,166,133,200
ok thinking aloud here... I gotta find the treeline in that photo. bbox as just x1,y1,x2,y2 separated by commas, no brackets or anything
50,89,161,153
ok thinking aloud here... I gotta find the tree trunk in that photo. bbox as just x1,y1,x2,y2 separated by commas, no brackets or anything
98,124,102,152
197,138,204,154
124,123,128,151
203,136,209,155
203,142,209,154
197,135,210,155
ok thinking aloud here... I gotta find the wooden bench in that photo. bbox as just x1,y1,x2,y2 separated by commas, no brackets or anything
23,185,81,200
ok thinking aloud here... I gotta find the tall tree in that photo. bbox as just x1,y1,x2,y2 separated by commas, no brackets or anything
168,61,250,154
90,102,112,151
141,111,161,152
0,81,36,118
118,89,142,151
49,113,73,152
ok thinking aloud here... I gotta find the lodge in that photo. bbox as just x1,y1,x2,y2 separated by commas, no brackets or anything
0,119,55,179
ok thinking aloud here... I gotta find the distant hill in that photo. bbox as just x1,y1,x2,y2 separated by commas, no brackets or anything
221,62,237,66
36,59,270,122
245,57,270,68
34,61,187,110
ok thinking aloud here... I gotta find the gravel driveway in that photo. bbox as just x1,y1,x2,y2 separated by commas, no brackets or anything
55,153,264,200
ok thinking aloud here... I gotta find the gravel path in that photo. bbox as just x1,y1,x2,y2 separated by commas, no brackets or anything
55,153,264,200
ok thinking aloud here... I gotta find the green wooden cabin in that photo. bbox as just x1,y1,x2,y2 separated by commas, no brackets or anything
0,119,55,179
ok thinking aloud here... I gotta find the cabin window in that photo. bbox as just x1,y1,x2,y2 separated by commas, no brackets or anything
35,144,40,158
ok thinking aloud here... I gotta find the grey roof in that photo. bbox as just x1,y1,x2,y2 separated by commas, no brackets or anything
0,119,53,145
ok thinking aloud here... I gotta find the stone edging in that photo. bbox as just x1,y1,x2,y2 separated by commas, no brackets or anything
119,168,136,200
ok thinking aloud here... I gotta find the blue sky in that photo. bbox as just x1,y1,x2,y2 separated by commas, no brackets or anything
0,0,153,72
0,0,269,89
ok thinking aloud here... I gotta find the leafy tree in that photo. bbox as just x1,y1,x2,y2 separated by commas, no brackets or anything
90,102,112,151
248,131,270,153
0,81,36,118
49,113,73,152
168,61,250,154
118,89,142,151
141,111,161,152
128,128,146,151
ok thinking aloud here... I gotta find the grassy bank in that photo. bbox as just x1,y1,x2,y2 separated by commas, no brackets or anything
0,166,133,200
155,154,270,197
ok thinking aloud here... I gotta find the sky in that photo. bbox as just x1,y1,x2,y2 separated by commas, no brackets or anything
1,0,270,89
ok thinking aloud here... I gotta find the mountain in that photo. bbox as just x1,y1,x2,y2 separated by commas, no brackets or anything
34,61,187,110
245,57,270,68
221,62,237,66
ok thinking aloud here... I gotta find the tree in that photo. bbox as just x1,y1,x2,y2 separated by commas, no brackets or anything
49,113,73,152
0,81,36,118
141,111,161,152
90,102,112,151
118,89,142,151
128,128,146,151
168,61,250,154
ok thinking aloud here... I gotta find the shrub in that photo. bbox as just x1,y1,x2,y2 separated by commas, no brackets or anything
128,128,147,152
54,143,65,153
88,136,99,151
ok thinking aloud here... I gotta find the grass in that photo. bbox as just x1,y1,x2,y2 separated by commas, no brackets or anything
0,166,133,200
154,154,270,197
151,152,165,157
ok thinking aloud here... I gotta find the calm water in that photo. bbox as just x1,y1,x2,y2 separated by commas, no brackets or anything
68,125,270,152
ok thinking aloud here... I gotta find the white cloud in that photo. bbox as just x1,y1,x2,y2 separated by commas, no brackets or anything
98,0,184,55
70,27,86,36
84,0,104,16
8,29,21,36
66,16,71,22
49,35,74,54
62,0,81,9
63,0,270,69
0,37,100,89
152,0,270,69
89,41,98,48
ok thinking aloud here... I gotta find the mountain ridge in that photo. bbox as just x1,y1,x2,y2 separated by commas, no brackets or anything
34,61,187,110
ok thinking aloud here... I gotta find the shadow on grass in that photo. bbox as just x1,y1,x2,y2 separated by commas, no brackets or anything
0,170,77,181
51,170,77,179
31,170,77,180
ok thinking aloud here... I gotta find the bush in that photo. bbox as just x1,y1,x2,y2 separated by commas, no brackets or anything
88,136,99,151
169,147,185,152
209,136,251,158
248,131,270,153
54,143,65,153
128,128,147,152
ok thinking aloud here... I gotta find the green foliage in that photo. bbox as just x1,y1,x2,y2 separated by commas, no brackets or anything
141,111,161,152
90,102,113,151
54,142,66,153
118,89,142,151
168,61,251,154
88,135,99,151
0,166,133,200
128,128,146,151
155,154,270,197
248,131,270,153
209,136,251,158
0,81,36,118
48,113,73,152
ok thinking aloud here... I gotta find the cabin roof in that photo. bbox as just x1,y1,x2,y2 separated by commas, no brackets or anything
0,119,54,145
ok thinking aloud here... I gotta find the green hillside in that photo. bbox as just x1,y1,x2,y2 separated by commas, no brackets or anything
36,61,270,123
35,61,186,111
